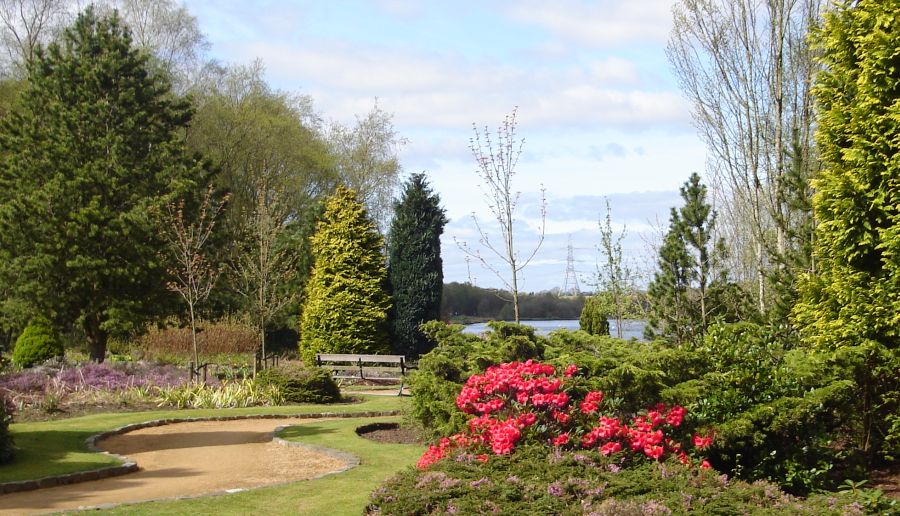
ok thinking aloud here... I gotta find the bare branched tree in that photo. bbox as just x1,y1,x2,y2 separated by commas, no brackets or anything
231,179,298,371
455,107,547,323
595,199,638,339
0,0,69,75
667,0,824,314
111,0,209,91
158,185,228,376
329,100,406,235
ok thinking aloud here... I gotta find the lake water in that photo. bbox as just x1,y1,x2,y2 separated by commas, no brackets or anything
462,319,647,340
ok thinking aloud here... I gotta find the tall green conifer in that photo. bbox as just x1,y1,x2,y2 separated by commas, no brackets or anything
646,173,729,343
387,173,447,359
0,8,205,361
793,0,899,460
299,186,391,362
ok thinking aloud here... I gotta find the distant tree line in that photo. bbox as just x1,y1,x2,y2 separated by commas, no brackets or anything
442,282,586,321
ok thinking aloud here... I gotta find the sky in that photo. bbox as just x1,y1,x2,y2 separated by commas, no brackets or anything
182,0,707,293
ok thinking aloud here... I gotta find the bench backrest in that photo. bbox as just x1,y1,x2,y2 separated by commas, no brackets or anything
315,353,405,364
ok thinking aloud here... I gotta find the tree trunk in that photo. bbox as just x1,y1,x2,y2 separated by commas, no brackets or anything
189,303,198,382
84,314,108,363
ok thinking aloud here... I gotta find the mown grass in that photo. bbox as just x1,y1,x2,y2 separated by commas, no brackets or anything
87,415,424,516
1,395,405,483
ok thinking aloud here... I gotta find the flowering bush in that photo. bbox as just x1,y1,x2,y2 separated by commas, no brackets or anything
417,360,712,470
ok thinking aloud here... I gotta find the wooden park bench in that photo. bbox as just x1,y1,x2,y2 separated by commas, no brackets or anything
315,353,412,395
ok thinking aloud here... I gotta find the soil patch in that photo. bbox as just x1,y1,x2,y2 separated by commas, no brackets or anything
356,422,424,445
872,466,900,500
0,417,352,514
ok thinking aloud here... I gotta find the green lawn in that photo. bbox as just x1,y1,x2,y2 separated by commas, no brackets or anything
1,395,406,483
88,416,424,515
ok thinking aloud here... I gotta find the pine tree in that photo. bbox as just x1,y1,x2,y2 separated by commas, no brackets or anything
0,8,205,362
793,0,899,460
645,209,694,342
299,186,391,363
387,174,447,359
646,173,730,343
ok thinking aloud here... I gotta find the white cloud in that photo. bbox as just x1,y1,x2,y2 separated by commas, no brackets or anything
504,0,674,48
217,40,690,131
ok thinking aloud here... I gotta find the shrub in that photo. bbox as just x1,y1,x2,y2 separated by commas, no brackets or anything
663,322,858,493
12,320,63,368
254,363,340,404
410,321,695,438
415,359,708,470
369,445,882,515
0,391,14,463
135,319,257,361
579,295,610,335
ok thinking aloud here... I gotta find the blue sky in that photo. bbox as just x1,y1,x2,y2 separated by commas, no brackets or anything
183,0,706,292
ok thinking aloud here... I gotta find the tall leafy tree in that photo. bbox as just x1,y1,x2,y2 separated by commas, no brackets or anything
0,8,205,361
793,0,899,462
387,173,447,359
299,186,391,363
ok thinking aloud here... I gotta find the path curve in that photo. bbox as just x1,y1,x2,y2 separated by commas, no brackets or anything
0,417,358,514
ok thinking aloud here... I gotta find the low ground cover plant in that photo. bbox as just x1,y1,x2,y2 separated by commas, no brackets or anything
0,361,192,415
371,445,875,515
154,378,283,408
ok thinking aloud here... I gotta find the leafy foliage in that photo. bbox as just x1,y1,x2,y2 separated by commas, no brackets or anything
299,186,391,363
0,391,12,464
12,320,63,368
254,362,340,404
0,8,206,361
154,378,283,408
387,173,447,359
410,322,881,494
793,0,900,463
369,446,882,515
578,295,609,336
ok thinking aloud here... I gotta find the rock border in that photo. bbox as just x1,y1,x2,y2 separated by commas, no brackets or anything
0,410,399,495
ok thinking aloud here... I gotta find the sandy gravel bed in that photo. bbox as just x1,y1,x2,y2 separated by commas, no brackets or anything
0,417,351,514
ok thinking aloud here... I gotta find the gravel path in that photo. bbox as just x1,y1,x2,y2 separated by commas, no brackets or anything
0,418,352,514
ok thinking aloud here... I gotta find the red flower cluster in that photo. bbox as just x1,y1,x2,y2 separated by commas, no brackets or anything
420,360,712,470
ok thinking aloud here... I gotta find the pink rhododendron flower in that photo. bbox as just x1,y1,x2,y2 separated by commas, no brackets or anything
600,441,622,455
552,433,569,446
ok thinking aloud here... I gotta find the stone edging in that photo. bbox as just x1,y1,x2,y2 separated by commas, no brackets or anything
0,410,400,495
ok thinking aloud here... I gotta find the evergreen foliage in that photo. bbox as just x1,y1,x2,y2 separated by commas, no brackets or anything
793,0,900,462
253,363,340,403
0,8,206,362
0,392,12,464
646,173,739,343
578,295,610,336
387,173,447,359
12,319,63,368
299,186,391,363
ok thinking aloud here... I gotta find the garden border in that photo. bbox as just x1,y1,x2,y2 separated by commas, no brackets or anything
0,410,399,495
